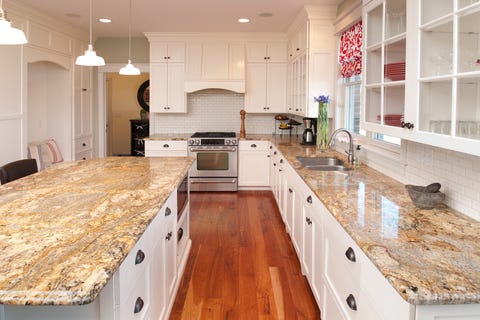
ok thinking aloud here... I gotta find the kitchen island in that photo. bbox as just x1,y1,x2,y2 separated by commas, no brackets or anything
0,157,193,319
244,134,480,319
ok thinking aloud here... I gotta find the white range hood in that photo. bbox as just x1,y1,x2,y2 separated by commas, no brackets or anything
184,80,245,93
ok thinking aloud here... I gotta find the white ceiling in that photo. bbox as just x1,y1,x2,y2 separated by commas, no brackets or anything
15,0,341,38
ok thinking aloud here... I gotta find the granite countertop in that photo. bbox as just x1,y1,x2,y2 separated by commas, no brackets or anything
144,133,191,141
0,156,194,306
248,134,480,306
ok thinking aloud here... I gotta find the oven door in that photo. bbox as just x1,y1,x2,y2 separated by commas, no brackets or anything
188,146,237,178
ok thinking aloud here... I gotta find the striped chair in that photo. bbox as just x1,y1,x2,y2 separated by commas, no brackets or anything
27,139,64,171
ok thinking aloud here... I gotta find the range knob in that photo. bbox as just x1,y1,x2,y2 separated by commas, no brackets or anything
188,139,195,145
225,140,231,145
195,139,201,145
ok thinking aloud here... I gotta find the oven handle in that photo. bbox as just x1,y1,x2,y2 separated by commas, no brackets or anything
189,148,237,152
190,179,237,184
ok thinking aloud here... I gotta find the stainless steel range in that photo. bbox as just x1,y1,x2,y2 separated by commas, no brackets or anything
188,132,238,192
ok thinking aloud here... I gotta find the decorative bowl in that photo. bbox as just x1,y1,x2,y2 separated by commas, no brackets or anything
405,184,445,209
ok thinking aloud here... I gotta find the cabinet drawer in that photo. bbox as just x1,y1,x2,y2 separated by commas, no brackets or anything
75,149,92,161
239,140,270,151
145,140,187,151
75,136,92,153
119,267,150,320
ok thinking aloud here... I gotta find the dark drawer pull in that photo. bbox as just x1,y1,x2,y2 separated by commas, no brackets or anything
306,217,312,225
345,247,356,262
165,231,173,241
280,159,283,163
346,294,357,311
274,151,277,155
178,227,184,242
134,297,144,314
307,196,312,204
163,144,170,148
251,143,257,148
82,143,86,147
288,188,293,193
165,207,172,216
135,249,145,265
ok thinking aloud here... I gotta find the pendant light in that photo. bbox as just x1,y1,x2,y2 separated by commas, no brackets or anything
0,0,28,45
75,0,105,66
119,0,140,75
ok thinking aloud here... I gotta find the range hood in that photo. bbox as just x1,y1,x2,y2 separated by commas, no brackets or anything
184,80,245,93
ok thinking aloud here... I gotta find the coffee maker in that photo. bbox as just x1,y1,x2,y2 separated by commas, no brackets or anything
302,117,317,145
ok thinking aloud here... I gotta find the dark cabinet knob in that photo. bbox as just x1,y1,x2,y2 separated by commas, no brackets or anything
251,144,257,148
280,159,283,163
346,294,357,311
163,144,169,148
82,88,87,91
82,143,86,147
401,121,414,129
296,47,300,51
274,151,277,155
307,195,312,204
82,157,86,160
165,231,173,241
135,249,145,265
269,146,272,149
134,297,144,314
345,247,356,262
165,207,172,216
178,227,184,242
306,217,312,225
273,163,277,166
288,188,293,193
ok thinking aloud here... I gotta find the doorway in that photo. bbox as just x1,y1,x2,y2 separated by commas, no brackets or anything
97,64,150,157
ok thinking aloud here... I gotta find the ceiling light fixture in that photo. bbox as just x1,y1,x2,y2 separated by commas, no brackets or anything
119,0,140,75
0,0,27,45
238,18,250,23
75,0,105,66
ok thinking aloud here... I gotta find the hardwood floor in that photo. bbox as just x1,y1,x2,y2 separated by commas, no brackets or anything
170,191,320,319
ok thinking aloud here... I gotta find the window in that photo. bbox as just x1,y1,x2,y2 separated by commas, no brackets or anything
343,74,362,135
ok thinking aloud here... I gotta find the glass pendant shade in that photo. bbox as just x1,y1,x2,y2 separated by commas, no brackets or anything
75,44,105,66
120,60,140,75
0,11,27,45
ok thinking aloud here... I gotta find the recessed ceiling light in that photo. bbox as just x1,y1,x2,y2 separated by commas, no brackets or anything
259,12,273,18
99,18,112,23
238,18,250,23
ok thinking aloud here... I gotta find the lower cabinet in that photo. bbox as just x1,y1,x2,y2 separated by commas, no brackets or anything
238,140,270,187
145,140,188,157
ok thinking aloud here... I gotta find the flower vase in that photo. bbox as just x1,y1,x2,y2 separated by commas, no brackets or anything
317,102,329,151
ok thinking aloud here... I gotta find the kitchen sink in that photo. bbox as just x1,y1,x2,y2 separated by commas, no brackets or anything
296,156,352,171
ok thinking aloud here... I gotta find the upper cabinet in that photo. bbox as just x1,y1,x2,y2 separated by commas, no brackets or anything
244,42,288,113
287,7,337,118
149,42,187,113
362,0,480,156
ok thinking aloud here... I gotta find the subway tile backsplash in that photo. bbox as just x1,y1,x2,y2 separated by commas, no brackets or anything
150,89,277,134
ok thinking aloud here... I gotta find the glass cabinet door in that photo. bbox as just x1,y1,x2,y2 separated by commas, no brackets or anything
363,0,407,128
418,0,480,141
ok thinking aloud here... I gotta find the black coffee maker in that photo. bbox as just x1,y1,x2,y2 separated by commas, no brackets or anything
302,117,317,145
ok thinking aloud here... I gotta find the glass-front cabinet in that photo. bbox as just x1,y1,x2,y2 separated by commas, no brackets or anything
363,0,407,134
362,0,480,156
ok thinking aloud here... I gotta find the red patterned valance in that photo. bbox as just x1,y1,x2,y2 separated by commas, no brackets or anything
339,21,362,78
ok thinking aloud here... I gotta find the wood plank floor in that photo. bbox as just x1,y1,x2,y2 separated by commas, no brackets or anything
170,191,320,319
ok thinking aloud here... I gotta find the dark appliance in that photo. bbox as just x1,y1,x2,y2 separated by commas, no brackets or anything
130,119,149,156
188,132,238,192
302,117,317,145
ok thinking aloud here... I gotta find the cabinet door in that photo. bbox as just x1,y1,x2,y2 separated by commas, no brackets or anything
245,63,267,112
150,63,168,112
167,63,186,113
151,42,185,63
164,216,177,300
238,146,270,187
246,43,268,62
202,42,229,79
266,63,287,112
229,43,245,79
267,43,288,63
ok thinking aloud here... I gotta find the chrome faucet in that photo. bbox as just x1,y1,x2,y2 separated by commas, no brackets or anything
328,128,355,164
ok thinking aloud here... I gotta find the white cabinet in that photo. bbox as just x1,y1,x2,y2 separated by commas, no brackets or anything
73,40,93,160
149,42,186,113
245,43,287,113
287,10,337,117
145,140,188,157
238,140,270,187
362,0,480,156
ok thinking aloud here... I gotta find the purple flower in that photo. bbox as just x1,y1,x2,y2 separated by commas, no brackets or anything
314,95,330,104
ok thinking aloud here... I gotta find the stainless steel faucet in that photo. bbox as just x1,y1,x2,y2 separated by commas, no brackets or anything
328,128,355,164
